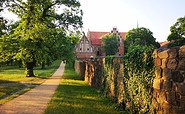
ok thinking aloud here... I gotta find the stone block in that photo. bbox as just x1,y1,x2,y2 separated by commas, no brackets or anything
155,67,162,79
180,96,185,108
176,92,181,101
179,45,185,57
152,98,160,110
177,58,185,70
176,83,185,96
172,83,177,91
180,100,185,109
168,48,177,58
153,49,158,58
162,80,172,91
153,79,162,90
161,59,168,69
162,68,172,80
158,50,169,59
154,58,162,66
162,102,171,114
153,89,160,98
159,91,166,101
171,105,185,114
165,91,176,105
157,95,165,104
167,59,178,70
172,71,184,82
181,96,185,101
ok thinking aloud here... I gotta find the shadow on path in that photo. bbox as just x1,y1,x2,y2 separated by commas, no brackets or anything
0,62,65,114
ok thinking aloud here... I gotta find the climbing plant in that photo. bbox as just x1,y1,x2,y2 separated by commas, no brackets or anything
122,45,154,113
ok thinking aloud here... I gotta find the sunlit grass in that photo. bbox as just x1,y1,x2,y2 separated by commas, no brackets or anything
0,60,62,104
45,64,121,114
0,60,61,83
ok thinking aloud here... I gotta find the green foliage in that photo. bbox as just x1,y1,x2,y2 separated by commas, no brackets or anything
167,16,185,47
102,58,113,97
125,27,160,53
122,45,154,113
0,0,83,76
102,56,121,103
102,33,119,55
105,55,115,64
0,17,7,36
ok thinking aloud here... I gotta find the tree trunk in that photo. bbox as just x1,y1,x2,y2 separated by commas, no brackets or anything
18,60,22,68
25,62,35,77
41,61,45,69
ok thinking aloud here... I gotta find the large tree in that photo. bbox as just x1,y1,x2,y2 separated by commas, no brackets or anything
102,33,119,55
1,0,83,77
167,16,185,47
125,27,160,52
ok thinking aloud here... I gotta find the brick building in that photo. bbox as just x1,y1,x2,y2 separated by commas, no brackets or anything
75,28,126,60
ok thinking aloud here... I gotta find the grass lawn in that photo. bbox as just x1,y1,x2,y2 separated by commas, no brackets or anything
45,65,122,114
0,60,62,104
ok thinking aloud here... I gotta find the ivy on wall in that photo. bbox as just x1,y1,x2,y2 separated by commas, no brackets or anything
83,46,155,113
122,45,154,113
101,56,115,97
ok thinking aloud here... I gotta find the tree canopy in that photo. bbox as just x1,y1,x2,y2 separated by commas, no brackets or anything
0,0,83,77
125,27,160,53
167,16,185,47
102,33,119,56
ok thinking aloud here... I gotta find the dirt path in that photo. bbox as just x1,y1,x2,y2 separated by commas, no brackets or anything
0,62,65,114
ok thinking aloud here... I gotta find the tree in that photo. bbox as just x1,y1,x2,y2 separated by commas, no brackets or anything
125,27,160,53
102,33,119,55
1,0,83,77
167,16,185,47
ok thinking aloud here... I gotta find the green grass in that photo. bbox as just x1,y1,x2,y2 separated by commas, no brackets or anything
0,60,62,104
0,83,26,99
0,60,61,83
45,65,122,114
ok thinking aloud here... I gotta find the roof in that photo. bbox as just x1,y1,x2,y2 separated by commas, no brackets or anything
87,31,109,45
87,31,127,45
159,41,170,49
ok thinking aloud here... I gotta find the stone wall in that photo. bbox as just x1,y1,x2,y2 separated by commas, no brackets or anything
153,46,185,114
84,57,124,103
85,58,103,90
74,60,86,80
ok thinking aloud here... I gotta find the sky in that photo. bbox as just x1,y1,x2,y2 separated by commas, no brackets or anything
1,0,185,42
79,0,185,42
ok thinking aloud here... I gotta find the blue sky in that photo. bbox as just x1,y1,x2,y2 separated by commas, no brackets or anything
79,0,185,42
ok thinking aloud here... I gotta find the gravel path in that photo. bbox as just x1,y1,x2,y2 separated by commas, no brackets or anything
0,62,65,114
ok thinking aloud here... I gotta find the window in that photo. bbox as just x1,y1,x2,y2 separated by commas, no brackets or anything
97,51,100,56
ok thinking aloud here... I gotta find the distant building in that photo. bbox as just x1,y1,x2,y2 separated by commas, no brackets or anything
75,28,126,60
159,41,171,49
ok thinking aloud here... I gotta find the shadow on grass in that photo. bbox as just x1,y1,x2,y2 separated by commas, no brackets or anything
0,80,26,100
45,80,119,114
